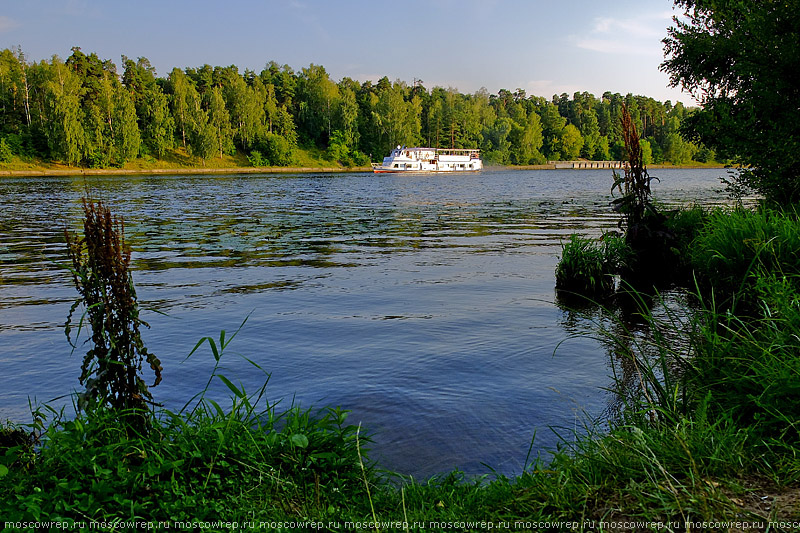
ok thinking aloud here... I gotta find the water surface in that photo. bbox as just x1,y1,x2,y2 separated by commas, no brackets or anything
0,168,730,477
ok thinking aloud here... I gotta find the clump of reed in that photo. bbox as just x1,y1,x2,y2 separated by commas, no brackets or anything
690,205,800,302
557,106,686,300
555,232,632,297
550,199,800,521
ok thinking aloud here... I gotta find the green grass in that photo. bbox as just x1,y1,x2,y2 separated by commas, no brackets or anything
1,403,369,524
0,144,365,175
555,233,632,297
690,205,800,301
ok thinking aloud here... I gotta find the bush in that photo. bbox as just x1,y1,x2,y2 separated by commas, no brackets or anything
349,150,371,167
258,132,294,167
247,149,268,167
0,137,13,162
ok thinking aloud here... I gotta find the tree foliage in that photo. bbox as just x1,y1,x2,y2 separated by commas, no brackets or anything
0,47,708,169
662,0,800,203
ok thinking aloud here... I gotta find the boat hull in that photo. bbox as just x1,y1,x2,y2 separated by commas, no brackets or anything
371,146,483,174
371,165,481,174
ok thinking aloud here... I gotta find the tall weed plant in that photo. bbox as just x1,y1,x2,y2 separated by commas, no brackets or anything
64,198,162,413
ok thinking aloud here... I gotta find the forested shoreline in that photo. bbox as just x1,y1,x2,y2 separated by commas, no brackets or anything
0,46,709,171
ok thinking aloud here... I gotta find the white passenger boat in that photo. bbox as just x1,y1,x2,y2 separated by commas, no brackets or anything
372,146,482,173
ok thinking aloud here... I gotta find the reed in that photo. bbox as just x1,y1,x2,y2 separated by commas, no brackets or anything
555,233,632,297
690,205,800,302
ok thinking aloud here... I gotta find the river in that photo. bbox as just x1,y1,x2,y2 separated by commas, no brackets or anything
0,167,732,478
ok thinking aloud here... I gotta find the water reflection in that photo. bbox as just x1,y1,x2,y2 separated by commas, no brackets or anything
556,286,698,426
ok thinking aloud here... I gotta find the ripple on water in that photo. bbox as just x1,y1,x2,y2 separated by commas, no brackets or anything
0,168,734,477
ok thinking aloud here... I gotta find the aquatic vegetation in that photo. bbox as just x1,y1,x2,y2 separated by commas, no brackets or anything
555,233,632,297
690,205,800,299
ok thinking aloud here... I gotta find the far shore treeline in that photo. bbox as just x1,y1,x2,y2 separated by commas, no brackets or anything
0,46,709,170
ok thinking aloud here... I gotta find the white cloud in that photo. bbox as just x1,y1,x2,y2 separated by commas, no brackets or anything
573,11,674,57
0,16,20,32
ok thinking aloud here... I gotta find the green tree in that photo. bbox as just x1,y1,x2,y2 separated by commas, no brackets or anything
191,119,217,162
482,116,513,164
663,132,695,165
42,56,84,165
223,73,265,151
372,81,420,155
260,132,294,166
123,56,173,157
662,0,800,202
139,86,174,157
639,138,653,166
167,68,194,150
336,86,359,148
0,48,31,133
0,137,13,161
508,109,544,164
82,75,114,167
426,91,446,147
296,63,338,144
560,124,584,160
208,85,234,157
263,82,279,133
595,136,611,160
274,104,297,146
112,84,141,163
539,102,567,160
579,108,601,159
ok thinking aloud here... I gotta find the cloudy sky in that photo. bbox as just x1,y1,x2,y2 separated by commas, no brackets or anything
0,0,693,104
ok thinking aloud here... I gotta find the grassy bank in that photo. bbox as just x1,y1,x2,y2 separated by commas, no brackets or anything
0,145,370,177
0,147,725,177
3,201,800,531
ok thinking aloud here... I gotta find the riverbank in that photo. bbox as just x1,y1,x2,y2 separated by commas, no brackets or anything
0,165,371,177
0,161,724,177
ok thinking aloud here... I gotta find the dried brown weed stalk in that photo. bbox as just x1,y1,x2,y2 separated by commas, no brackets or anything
65,198,162,413
612,103,657,229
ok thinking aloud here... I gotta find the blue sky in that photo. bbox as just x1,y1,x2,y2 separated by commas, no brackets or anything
0,0,693,104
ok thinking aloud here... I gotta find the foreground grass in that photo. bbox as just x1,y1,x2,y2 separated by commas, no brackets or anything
3,205,800,532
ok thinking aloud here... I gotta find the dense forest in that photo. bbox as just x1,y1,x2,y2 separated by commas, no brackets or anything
0,46,710,169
